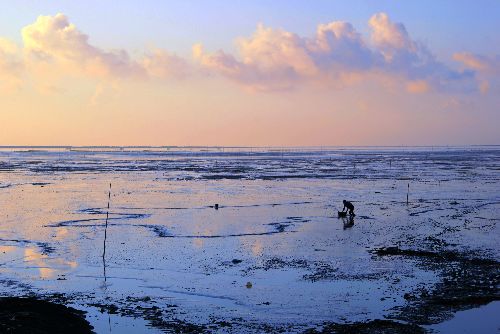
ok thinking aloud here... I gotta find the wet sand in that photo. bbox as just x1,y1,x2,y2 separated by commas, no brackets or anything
0,147,498,333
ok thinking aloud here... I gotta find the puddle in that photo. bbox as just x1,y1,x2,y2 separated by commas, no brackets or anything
426,301,500,333
81,306,164,334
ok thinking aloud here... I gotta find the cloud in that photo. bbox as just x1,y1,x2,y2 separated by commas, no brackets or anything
406,80,430,94
453,52,500,94
312,21,376,70
0,38,21,69
366,13,475,92
368,13,416,56
453,52,500,74
193,24,321,91
193,22,376,91
1,12,189,92
0,12,492,96
454,53,488,71
0,38,23,91
3,13,196,97
22,14,146,79
479,80,490,94
194,13,475,93
142,49,190,79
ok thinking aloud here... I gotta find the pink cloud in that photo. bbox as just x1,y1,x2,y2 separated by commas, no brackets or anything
20,13,188,83
194,13,474,93
453,52,500,94
453,52,500,74
22,13,145,79
369,13,416,56
142,49,190,80
406,80,430,94
0,12,492,96
454,53,488,71
193,21,378,91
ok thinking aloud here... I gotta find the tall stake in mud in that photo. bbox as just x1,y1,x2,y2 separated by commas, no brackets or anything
103,183,111,262
102,183,112,328
407,183,409,205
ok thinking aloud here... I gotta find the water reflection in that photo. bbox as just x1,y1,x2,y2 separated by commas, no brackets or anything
24,248,55,279
55,227,69,240
0,245,16,254
251,239,263,256
23,247,77,279
192,238,204,249
341,216,355,229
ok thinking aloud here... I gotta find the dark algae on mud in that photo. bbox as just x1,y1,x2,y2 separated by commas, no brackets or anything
372,246,500,326
0,296,93,333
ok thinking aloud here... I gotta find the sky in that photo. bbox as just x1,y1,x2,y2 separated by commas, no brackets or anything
1,1,499,146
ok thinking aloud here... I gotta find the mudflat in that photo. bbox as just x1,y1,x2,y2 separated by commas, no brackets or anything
0,147,498,333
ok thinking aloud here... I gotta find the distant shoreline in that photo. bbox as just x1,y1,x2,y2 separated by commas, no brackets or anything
0,144,499,154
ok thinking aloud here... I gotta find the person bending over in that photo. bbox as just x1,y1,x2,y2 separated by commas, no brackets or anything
342,200,355,216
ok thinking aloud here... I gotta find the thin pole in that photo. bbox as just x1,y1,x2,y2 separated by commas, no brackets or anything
407,183,409,205
103,183,111,261
102,183,112,328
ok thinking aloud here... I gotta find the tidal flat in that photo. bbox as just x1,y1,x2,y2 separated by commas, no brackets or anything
0,146,498,333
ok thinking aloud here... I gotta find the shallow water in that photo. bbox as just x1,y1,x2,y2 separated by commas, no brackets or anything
0,146,499,332
427,301,500,333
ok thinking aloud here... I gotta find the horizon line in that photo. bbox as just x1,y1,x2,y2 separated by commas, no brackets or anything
1,144,499,149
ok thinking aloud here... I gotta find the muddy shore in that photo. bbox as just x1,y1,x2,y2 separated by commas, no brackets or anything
2,244,497,333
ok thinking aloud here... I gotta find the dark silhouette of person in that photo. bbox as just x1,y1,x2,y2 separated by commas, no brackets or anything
342,200,355,216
